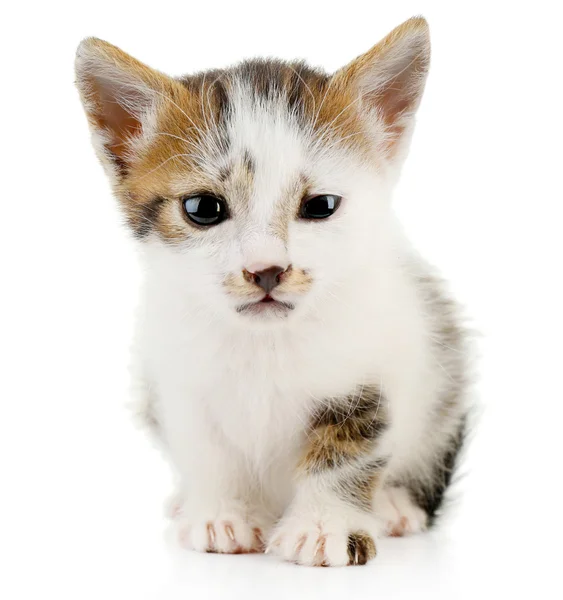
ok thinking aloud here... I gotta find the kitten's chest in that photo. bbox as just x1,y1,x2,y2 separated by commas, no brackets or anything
149,305,381,460
162,325,372,457
197,338,316,457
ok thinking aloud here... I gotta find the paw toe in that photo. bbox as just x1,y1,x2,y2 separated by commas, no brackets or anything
177,512,265,554
323,533,350,567
347,531,376,565
375,486,428,537
268,517,377,567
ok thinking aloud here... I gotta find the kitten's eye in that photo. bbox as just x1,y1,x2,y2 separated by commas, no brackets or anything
182,194,227,226
300,194,342,219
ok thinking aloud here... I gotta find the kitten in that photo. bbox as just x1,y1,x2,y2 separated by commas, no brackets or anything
75,16,469,567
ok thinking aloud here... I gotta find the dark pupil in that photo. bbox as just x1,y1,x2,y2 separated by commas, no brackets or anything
184,195,224,225
303,195,339,219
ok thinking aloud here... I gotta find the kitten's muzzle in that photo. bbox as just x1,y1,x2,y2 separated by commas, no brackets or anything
242,265,290,294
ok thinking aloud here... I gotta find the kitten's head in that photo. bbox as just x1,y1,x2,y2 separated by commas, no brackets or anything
76,17,429,325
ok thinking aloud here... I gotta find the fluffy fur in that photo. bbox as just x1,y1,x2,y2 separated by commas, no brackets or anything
76,16,469,567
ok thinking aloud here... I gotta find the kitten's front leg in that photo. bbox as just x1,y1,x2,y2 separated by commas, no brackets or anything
161,395,266,554
268,386,387,567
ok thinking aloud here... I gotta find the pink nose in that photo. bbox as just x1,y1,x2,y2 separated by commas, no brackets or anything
243,265,288,294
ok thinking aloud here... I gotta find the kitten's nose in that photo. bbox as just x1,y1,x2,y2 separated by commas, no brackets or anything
243,265,288,294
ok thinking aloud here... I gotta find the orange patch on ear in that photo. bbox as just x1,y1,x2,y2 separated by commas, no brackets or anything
75,37,223,242
75,37,185,166
331,16,430,153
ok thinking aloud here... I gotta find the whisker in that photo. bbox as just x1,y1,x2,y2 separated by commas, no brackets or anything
287,64,316,116
136,153,197,180
148,87,207,139
310,92,365,151
319,130,366,155
199,71,210,130
205,71,230,156
336,382,365,433
310,73,337,132
152,131,202,152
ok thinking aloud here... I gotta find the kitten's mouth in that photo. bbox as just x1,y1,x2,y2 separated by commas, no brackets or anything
236,294,295,316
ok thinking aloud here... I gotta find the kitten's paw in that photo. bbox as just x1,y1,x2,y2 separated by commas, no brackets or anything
267,513,377,567
373,486,428,537
176,504,265,554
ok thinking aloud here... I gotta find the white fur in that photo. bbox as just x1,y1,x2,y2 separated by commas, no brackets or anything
129,88,464,563
77,22,467,566
373,486,428,536
267,480,380,566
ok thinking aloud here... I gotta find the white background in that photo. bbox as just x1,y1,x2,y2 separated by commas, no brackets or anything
2,1,562,598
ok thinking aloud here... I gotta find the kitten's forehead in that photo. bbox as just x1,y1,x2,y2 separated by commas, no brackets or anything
225,59,329,122
178,61,335,235
179,58,361,177
225,79,309,227
128,59,367,242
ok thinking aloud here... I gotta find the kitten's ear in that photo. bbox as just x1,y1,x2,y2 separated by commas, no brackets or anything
335,16,430,153
75,38,177,174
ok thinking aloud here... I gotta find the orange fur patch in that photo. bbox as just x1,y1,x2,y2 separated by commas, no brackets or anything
76,17,429,241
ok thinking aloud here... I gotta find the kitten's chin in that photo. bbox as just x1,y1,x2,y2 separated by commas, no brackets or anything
234,297,296,323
